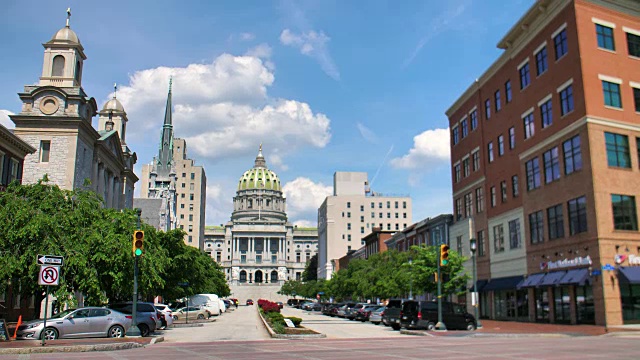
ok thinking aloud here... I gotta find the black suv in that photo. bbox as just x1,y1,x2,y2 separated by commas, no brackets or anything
399,300,477,331
382,299,408,330
109,302,159,337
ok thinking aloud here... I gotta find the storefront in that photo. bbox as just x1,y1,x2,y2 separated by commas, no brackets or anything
481,275,527,321
617,266,640,324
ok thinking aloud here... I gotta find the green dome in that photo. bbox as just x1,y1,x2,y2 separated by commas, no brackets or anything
238,167,281,191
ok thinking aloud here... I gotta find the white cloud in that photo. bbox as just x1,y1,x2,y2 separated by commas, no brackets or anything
245,43,274,71
279,29,340,81
113,52,331,168
240,32,256,41
0,110,15,129
293,219,315,228
390,128,450,170
283,177,332,223
356,122,378,143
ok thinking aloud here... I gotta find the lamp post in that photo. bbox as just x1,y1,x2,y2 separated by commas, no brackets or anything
408,257,413,300
469,238,482,329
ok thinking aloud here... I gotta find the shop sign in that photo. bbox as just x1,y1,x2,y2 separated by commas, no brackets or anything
540,255,592,270
615,254,640,266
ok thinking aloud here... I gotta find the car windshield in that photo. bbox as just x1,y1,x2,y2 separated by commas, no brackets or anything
50,309,75,319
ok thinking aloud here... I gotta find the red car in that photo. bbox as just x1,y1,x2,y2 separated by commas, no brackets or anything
246,299,254,306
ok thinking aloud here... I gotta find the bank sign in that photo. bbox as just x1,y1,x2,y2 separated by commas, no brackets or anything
615,254,640,265
540,255,592,270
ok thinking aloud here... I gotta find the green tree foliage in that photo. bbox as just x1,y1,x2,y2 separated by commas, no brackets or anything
0,179,228,311
278,280,303,298
302,254,318,282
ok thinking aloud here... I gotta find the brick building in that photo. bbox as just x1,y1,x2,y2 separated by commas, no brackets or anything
446,0,639,326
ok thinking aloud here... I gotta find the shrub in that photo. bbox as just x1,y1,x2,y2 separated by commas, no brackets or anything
258,299,280,313
267,312,285,324
271,321,285,334
285,316,302,327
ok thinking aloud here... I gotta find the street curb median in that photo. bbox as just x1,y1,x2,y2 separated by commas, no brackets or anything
0,342,144,355
258,308,326,339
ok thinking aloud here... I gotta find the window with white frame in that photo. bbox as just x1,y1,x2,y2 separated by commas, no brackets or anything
493,224,505,253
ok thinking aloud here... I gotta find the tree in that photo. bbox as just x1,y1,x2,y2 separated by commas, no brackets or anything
278,280,303,298
302,254,318,282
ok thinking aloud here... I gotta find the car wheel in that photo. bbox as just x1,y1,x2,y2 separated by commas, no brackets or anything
108,325,125,338
426,322,436,331
197,314,205,320
391,324,401,331
41,327,58,340
372,322,379,325
466,322,477,331
138,324,150,337
173,315,178,320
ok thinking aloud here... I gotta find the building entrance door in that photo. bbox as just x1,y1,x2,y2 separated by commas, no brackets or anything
255,270,263,283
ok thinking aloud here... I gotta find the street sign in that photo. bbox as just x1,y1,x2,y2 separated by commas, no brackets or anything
38,265,60,286
318,292,325,295
602,264,616,271
37,255,64,266
284,319,295,328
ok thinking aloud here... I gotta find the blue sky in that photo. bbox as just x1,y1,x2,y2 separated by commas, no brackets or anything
0,0,534,227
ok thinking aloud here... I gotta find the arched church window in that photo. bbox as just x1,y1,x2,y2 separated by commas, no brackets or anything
239,270,247,283
52,55,65,77
74,60,82,83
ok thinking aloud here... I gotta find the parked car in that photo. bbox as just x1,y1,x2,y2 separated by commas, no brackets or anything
300,301,314,311
369,306,386,325
276,301,284,309
338,302,357,318
154,303,174,329
399,300,477,331
354,304,381,322
172,306,209,321
109,302,159,337
382,299,408,330
246,299,254,306
16,307,132,340
287,299,301,307
189,294,222,316
346,303,367,320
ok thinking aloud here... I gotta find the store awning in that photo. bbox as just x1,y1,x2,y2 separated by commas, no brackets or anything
558,268,591,286
618,267,640,284
482,275,524,292
538,270,567,287
517,273,546,289
469,279,488,292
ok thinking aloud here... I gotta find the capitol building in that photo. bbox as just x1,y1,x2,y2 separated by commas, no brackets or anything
204,146,317,296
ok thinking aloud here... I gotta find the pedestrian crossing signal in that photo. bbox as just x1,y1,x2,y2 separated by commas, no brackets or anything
133,230,144,256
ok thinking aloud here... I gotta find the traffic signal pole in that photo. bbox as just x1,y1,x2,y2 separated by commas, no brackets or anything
128,209,143,337
436,244,447,331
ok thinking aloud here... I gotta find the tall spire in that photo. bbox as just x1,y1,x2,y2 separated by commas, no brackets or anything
156,78,174,175
254,143,266,168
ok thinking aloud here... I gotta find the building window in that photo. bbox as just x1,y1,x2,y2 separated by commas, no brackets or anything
8,158,19,183
508,219,521,249
470,110,478,130
477,230,485,257
523,113,535,139
535,46,548,75
568,196,588,235
181,204,185,209
360,215,364,222
189,204,194,211
360,205,364,211
485,99,491,119
543,147,561,183
191,173,195,180
379,202,383,209
296,253,301,263
40,140,51,163
387,212,391,218
387,201,391,208
464,192,473,218
475,187,484,213
461,119,469,138
371,212,374,218
395,213,398,218
379,212,383,218
540,99,553,128
347,212,351,218
347,202,351,208
512,175,519,197
371,202,374,209
563,135,582,174
493,225,505,253
612,194,638,231
189,183,194,190
526,157,541,191
596,24,615,51
560,85,574,116
395,201,399,209
529,210,544,244
387,223,391,230
403,212,407,218
495,90,501,112
188,225,193,232
500,181,507,203
361,227,365,234
488,142,494,163
188,235,193,243
554,28,568,59
498,135,504,156
519,62,530,89
505,80,512,103
347,223,351,230
403,201,406,209
190,194,194,200
455,198,462,220
605,132,631,168
349,234,353,240
627,32,640,57
189,214,193,221
472,151,480,171
634,88,640,112
490,186,496,208
602,81,622,108
463,158,470,177
182,173,186,178
509,127,515,149
547,204,564,240
452,126,460,145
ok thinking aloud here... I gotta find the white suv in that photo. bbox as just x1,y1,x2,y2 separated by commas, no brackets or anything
154,303,174,328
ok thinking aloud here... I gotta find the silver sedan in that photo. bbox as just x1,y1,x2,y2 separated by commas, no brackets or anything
16,307,132,340
369,306,386,325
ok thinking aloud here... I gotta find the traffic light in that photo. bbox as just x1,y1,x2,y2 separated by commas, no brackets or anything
133,230,144,256
440,244,450,266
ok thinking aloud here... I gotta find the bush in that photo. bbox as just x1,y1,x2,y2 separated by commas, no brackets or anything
258,299,281,313
271,321,285,334
267,312,285,324
285,317,302,327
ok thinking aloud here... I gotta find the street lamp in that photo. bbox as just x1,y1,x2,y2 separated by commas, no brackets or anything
408,257,413,300
469,238,482,329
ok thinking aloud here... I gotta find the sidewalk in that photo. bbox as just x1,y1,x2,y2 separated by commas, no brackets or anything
472,320,607,336
0,336,155,355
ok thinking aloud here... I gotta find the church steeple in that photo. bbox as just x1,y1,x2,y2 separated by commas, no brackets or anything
156,78,174,175
39,8,86,88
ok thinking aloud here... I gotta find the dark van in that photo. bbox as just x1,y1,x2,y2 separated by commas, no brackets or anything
382,298,408,330
400,300,477,331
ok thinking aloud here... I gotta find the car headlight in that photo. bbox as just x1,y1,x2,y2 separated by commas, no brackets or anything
26,323,42,329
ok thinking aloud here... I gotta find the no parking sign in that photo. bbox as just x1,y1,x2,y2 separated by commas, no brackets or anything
38,265,60,286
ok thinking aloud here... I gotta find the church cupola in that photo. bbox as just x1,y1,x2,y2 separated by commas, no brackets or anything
98,84,129,144
39,8,87,88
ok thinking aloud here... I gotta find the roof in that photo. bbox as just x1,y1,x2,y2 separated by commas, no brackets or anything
237,146,282,191
50,26,80,44
102,98,125,112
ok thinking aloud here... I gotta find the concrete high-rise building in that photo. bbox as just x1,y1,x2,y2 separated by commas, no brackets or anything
317,172,412,280
446,0,639,326
137,81,207,249
10,11,137,209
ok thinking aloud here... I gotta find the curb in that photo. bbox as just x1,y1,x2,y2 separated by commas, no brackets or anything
469,333,570,338
400,330,432,336
0,342,143,355
149,336,165,345
257,308,326,339
172,323,206,328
